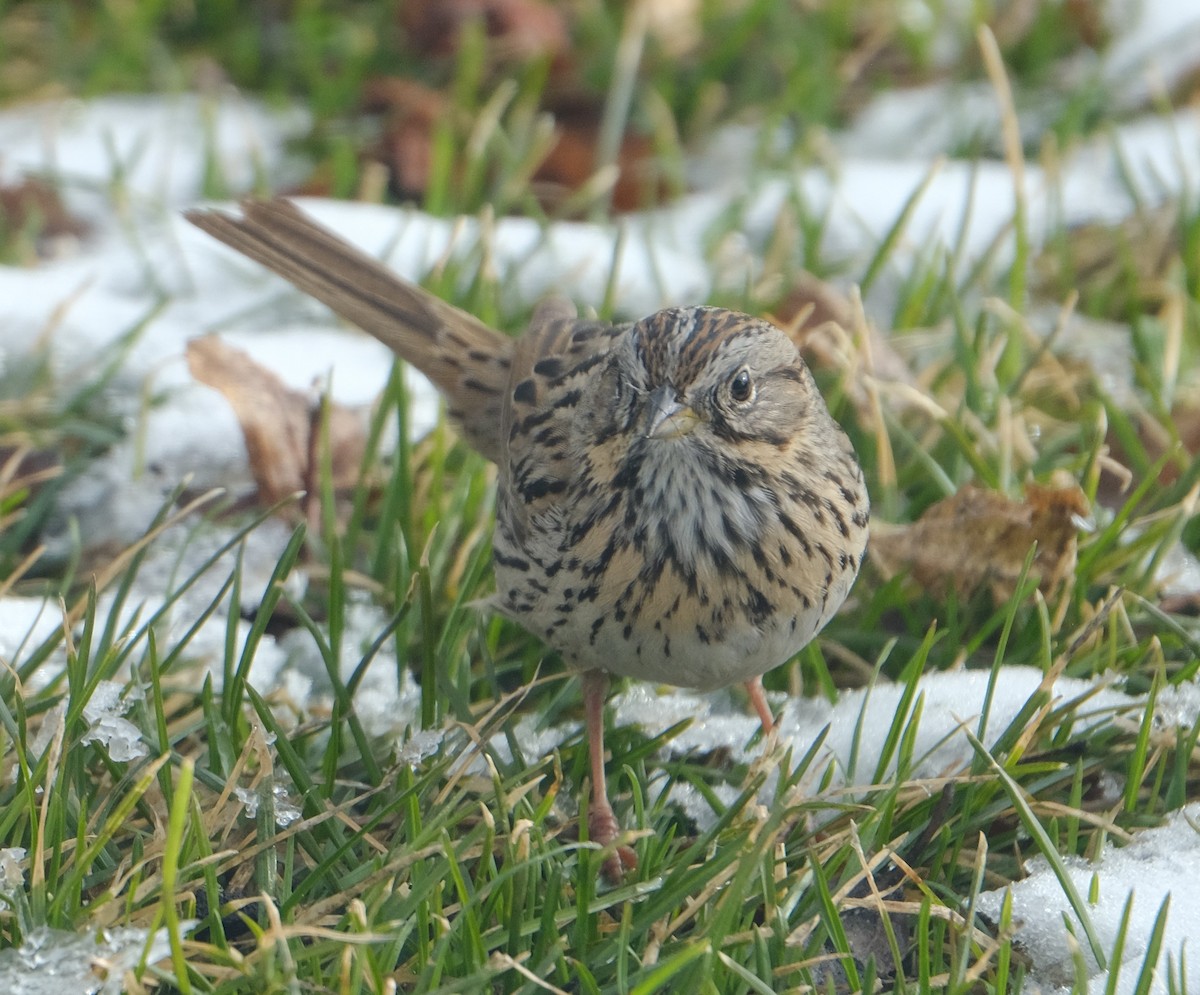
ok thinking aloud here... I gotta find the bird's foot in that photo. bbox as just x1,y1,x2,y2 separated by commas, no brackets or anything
589,805,637,883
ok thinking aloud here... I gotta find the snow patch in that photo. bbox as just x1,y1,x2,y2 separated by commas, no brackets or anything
0,922,194,995
978,804,1200,993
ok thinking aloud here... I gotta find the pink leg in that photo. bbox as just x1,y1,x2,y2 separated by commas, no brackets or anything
745,676,775,733
581,670,636,880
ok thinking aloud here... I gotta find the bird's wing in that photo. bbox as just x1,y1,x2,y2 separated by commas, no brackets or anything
500,298,624,540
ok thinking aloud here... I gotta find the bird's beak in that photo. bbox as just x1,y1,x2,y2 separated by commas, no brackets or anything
646,385,700,439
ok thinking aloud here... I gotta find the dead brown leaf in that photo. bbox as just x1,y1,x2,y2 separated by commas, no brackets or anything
533,95,670,213
990,0,1108,55
185,336,368,518
768,272,917,414
1062,0,1112,48
361,79,671,214
1032,206,1179,315
1169,397,1200,474
363,78,453,200
0,178,90,261
770,271,858,335
1098,392,1199,507
400,0,569,67
870,479,1090,603
770,273,913,381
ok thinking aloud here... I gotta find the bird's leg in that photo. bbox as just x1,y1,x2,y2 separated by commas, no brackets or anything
581,669,637,880
583,670,617,844
745,676,775,733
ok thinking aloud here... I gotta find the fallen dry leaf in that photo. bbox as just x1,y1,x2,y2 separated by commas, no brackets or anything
400,0,569,67
771,272,914,382
770,271,858,334
362,78,672,213
870,479,1090,603
186,336,368,517
1098,391,1199,507
533,95,670,213
768,272,918,433
0,177,90,261
1168,397,1200,474
990,0,1110,51
1062,0,1112,48
1032,206,1179,315
363,78,453,200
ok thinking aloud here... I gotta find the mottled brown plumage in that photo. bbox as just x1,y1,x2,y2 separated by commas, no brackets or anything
187,199,869,878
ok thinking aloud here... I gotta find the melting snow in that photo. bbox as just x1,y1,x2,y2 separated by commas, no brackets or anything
0,923,193,995
978,804,1200,994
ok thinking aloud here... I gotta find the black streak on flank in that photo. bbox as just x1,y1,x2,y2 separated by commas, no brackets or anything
534,357,564,378
610,452,643,491
522,477,569,501
463,377,500,396
517,408,555,435
569,351,608,375
747,587,772,626
513,379,537,405
779,512,812,554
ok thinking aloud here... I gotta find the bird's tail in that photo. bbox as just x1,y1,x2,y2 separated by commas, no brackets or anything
186,198,513,461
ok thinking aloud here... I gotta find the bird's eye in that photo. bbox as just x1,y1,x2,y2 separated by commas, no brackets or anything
729,369,753,403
